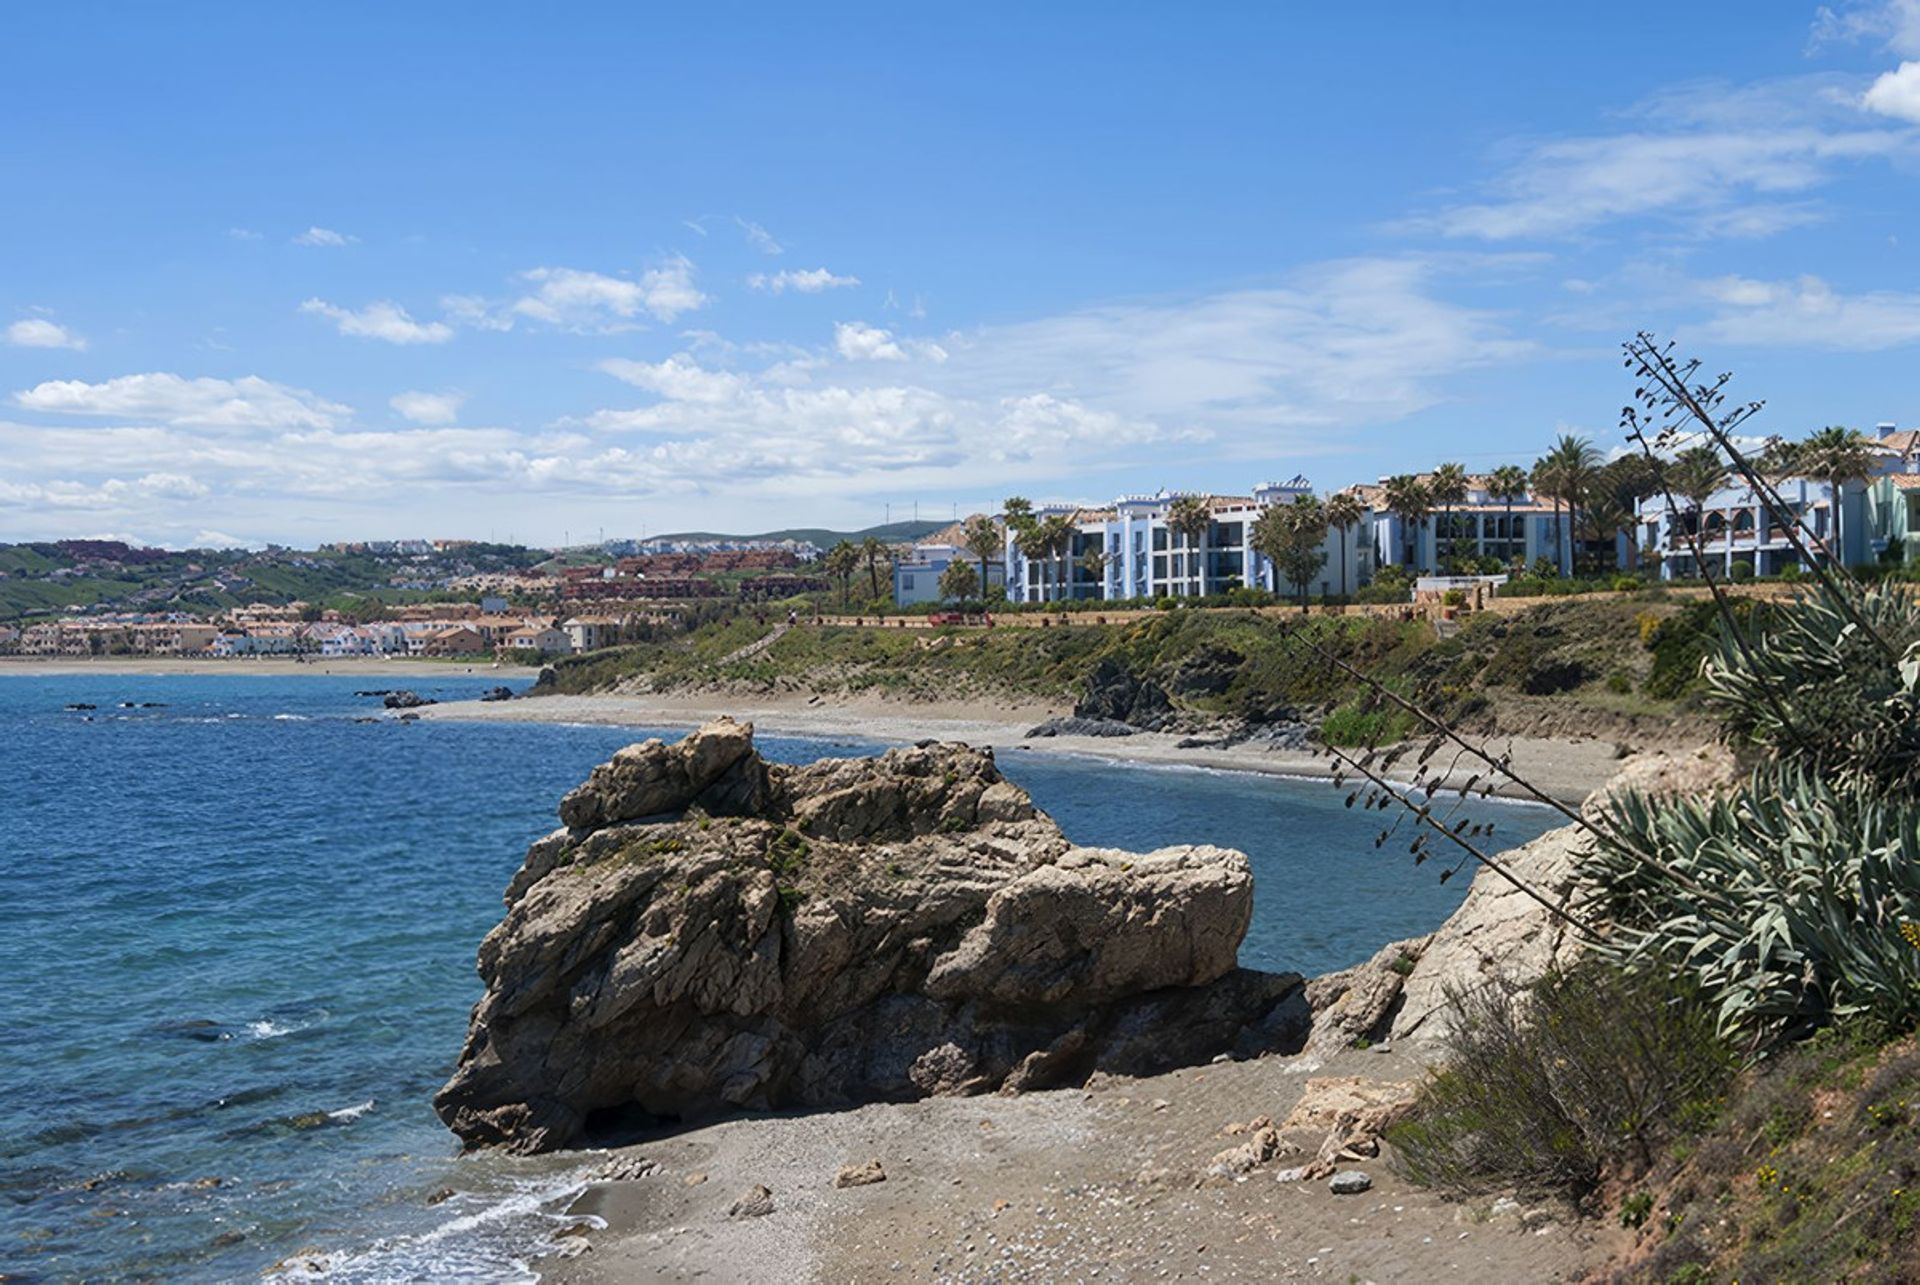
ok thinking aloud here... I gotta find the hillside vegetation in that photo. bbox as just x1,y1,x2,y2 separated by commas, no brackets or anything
538,591,1725,744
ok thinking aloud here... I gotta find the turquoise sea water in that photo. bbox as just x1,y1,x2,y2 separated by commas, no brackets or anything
0,673,1559,1280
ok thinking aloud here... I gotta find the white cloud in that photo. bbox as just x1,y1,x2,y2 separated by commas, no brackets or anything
225,227,263,241
512,258,706,329
835,321,946,364
293,226,354,247
1697,272,1920,349
835,321,907,361
300,298,453,345
1407,78,1911,241
736,218,783,255
749,267,861,294
1863,60,1920,121
6,318,87,350
14,372,349,430
597,355,748,403
1811,0,1920,55
440,293,515,332
389,389,466,425
0,471,207,510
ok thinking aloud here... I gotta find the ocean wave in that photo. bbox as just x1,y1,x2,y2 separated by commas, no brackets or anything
272,713,310,721
292,1170,594,1284
328,1099,376,1122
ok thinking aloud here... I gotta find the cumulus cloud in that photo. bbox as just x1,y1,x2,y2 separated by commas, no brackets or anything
300,298,453,345
293,226,354,247
389,389,466,425
0,471,207,510
596,355,748,403
1696,272,1920,349
5,318,86,350
0,256,1540,540
512,258,706,329
749,267,860,294
14,372,349,430
1863,60,1920,121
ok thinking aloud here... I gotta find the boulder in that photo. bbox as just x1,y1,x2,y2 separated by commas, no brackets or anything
383,690,433,709
1075,659,1173,730
435,719,1306,1153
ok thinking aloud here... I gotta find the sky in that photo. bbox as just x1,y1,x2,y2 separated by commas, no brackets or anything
4,1,1920,549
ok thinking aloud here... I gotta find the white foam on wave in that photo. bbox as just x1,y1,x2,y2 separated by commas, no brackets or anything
327,1099,376,1122
305,1168,595,1284
272,713,310,721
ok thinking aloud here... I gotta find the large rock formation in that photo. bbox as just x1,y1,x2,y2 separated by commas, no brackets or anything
435,719,1307,1153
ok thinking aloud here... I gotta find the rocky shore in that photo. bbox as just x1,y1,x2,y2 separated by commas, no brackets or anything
420,720,1721,1280
435,718,1313,1153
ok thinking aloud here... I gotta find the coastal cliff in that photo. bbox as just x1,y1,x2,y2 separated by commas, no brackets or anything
435,718,1308,1153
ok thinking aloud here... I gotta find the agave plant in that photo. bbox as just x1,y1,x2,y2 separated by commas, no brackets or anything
1592,761,1920,1041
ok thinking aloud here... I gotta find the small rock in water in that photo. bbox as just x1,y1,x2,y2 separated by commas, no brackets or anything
425,1187,455,1205
728,1184,775,1218
834,1159,887,1189
1328,1170,1373,1195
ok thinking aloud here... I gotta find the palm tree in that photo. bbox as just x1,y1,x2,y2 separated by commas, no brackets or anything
1792,426,1879,567
825,541,860,605
860,536,888,601
1324,490,1364,597
937,559,979,604
962,515,1002,600
1381,475,1430,572
1665,446,1728,579
1486,464,1529,570
1076,546,1109,597
1166,495,1212,596
1428,462,1468,572
1038,514,1077,602
1002,497,1036,602
1014,519,1054,604
1544,434,1601,575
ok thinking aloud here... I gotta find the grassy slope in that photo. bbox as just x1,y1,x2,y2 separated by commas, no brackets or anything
538,590,1721,743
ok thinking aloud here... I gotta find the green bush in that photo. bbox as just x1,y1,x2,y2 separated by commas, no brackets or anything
1612,574,1640,592
1605,670,1633,695
1389,963,1736,1200
1731,559,1754,580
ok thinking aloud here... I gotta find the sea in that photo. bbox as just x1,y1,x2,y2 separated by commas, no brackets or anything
0,671,1561,1281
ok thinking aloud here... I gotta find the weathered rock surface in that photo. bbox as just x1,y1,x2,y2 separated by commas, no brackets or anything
435,718,1308,1153
1075,659,1173,730
383,690,433,709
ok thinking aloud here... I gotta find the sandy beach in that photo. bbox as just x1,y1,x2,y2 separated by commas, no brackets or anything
0,655,541,679
421,688,1624,807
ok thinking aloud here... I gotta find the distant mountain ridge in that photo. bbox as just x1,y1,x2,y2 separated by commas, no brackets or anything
646,519,946,547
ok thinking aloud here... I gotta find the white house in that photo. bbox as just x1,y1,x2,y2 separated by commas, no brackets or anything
893,517,1005,605
1001,481,1370,604
501,624,572,655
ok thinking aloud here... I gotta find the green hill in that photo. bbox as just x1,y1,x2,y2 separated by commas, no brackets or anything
646,520,946,547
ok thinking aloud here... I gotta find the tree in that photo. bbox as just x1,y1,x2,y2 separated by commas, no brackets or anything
1324,489,1365,597
1002,497,1037,603
1791,425,1879,567
1542,434,1601,574
1382,475,1431,572
1428,462,1469,572
962,515,1001,601
860,536,889,602
1253,494,1328,611
825,541,860,605
1077,546,1109,597
1487,464,1530,570
1667,446,1729,576
937,559,978,603
1038,514,1077,602
1014,520,1053,603
1166,496,1212,596
1002,496,1034,529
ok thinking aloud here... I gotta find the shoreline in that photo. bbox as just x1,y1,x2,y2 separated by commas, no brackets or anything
420,689,1624,806
0,655,541,679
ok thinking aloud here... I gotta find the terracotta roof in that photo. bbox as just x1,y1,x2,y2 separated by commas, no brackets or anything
917,514,999,547
1887,473,1920,491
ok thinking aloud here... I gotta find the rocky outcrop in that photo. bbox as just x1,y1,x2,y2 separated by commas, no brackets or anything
1075,659,1173,730
383,690,433,709
1303,746,1740,1052
435,718,1308,1153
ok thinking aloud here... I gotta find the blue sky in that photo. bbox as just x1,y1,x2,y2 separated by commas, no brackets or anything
4,1,1920,547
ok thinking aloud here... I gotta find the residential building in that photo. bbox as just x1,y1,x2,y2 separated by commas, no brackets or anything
1001,481,1370,604
562,615,627,652
418,624,485,656
501,624,572,655
1357,473,1603,577
893,517,1004,605
1633,422,1920,579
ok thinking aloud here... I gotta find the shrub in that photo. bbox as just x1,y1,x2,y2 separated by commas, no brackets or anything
1442,588,1466,608
1731,559,1754,580
1389,963,1736,1200
1606,670,1633,695
1612,574,1640,592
